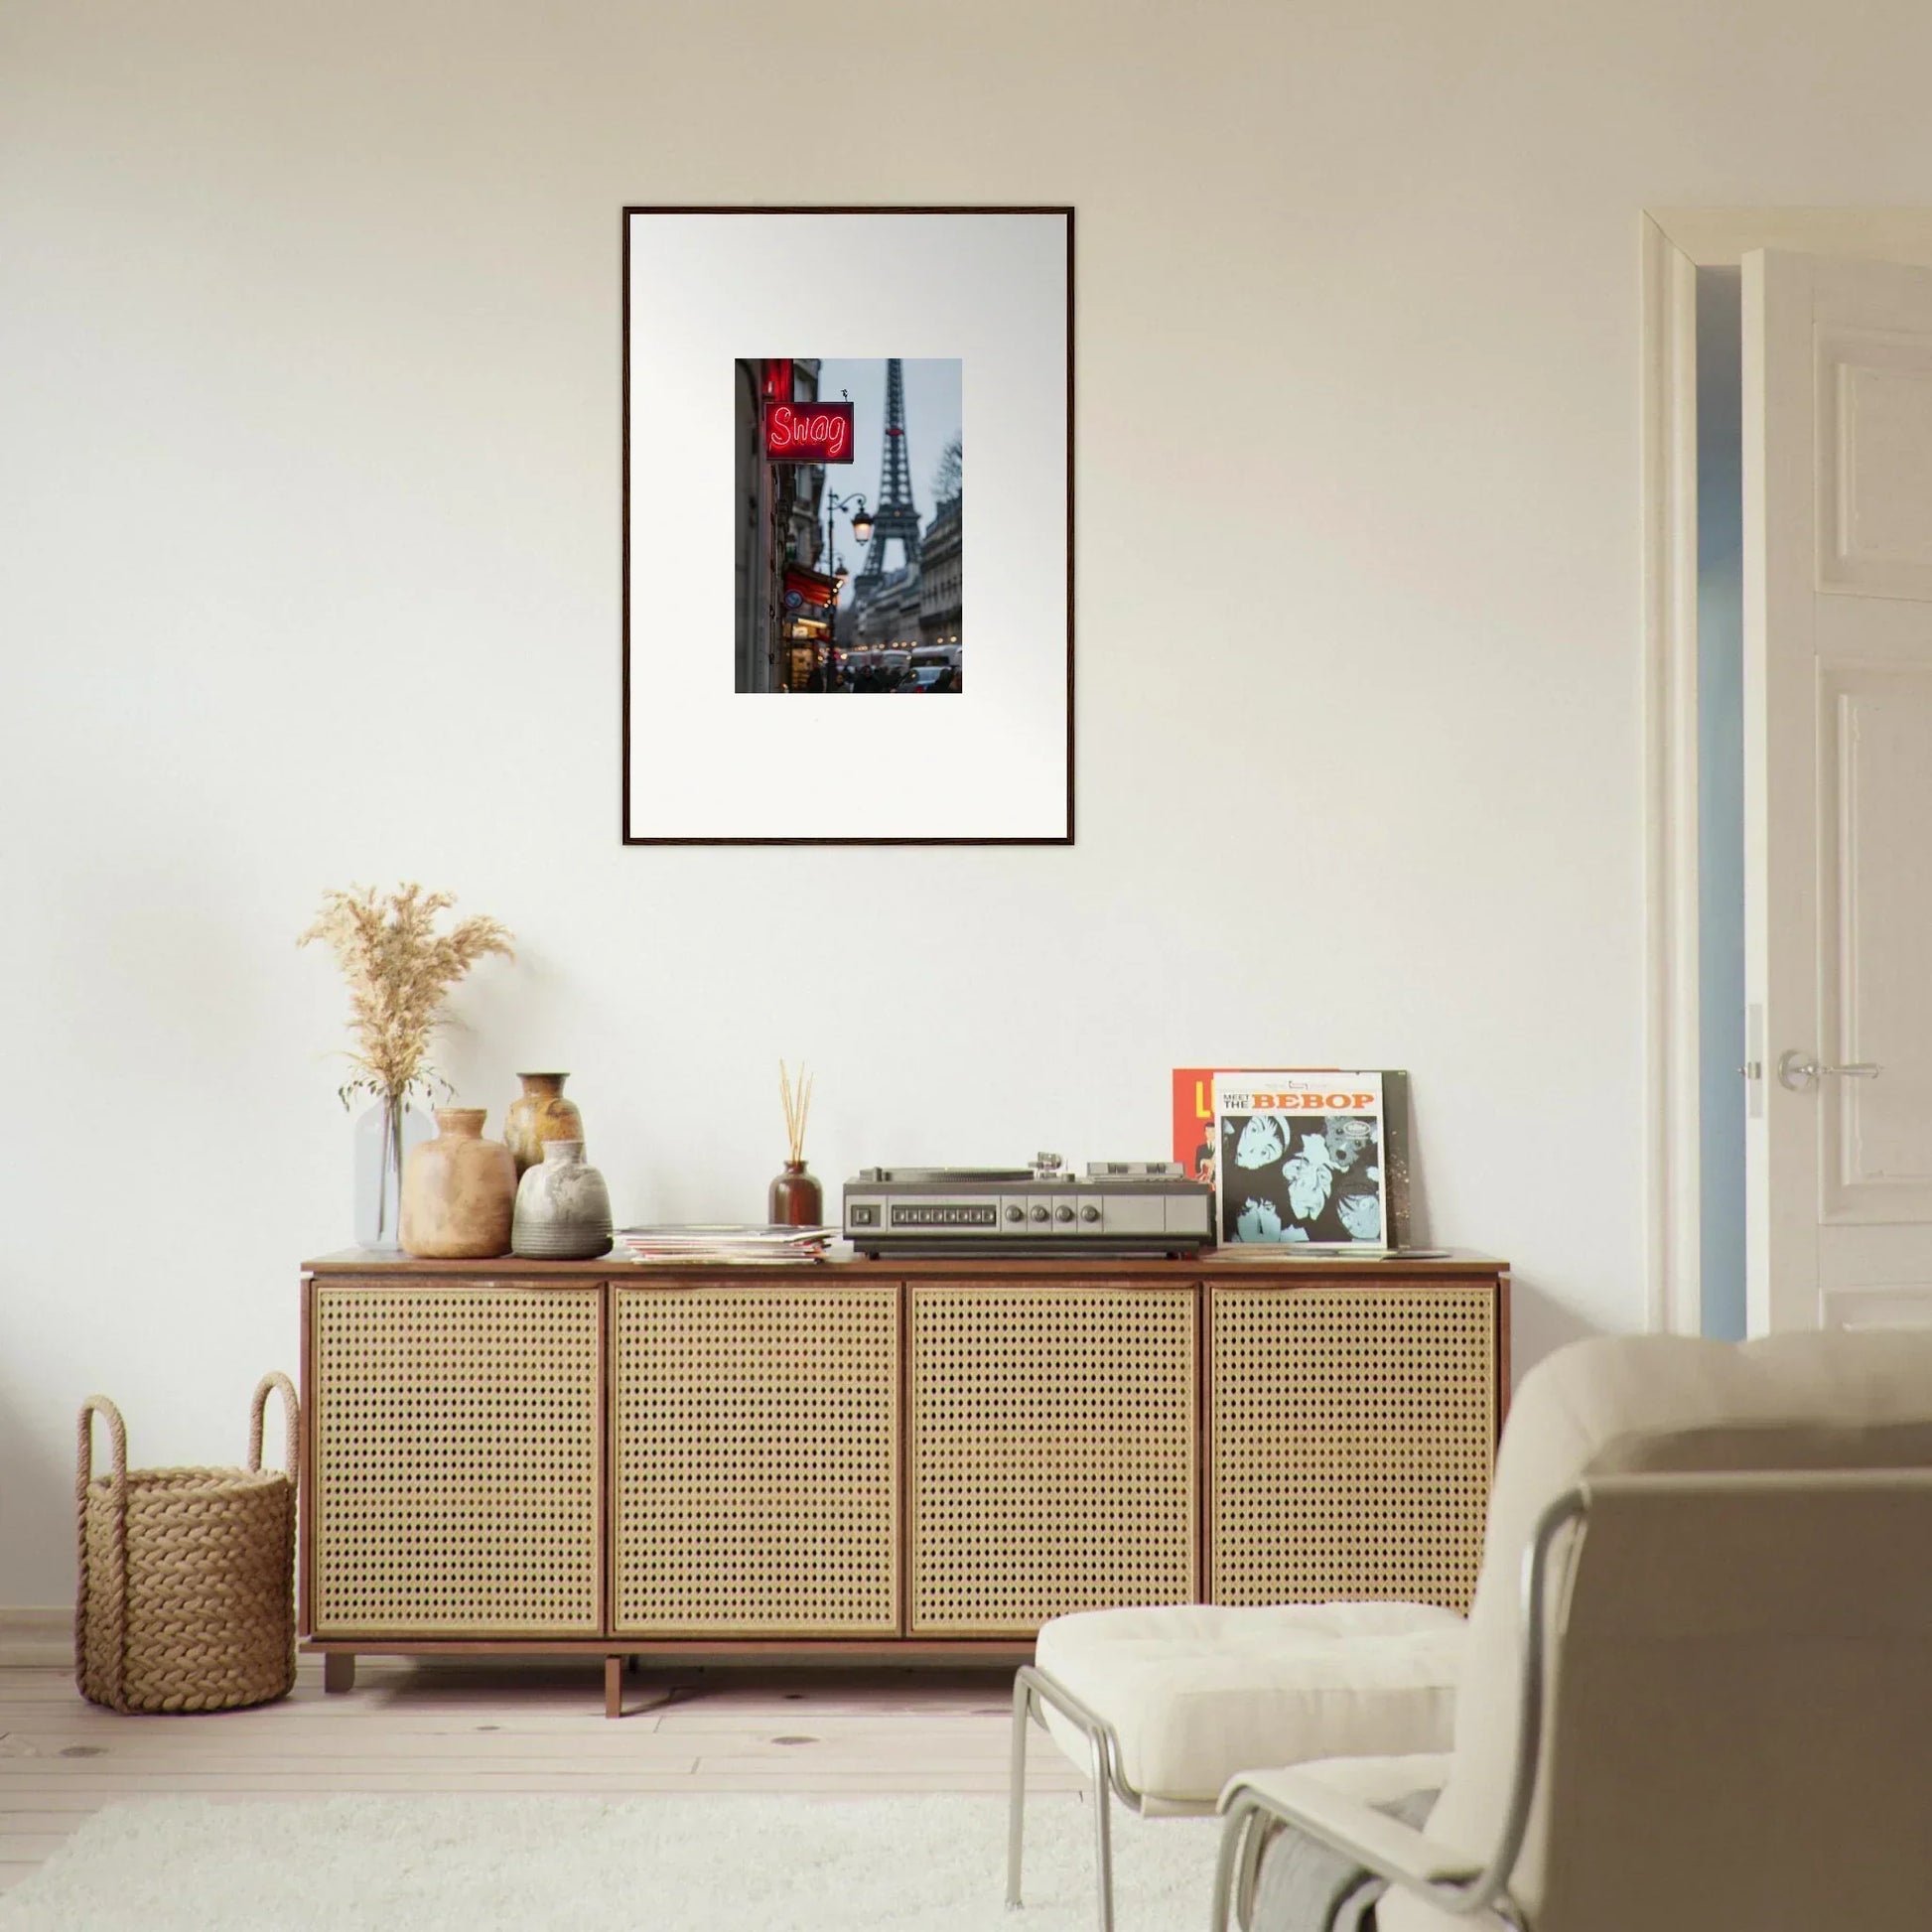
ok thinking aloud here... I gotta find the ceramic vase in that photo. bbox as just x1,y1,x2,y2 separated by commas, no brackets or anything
504,1072,586,1176
512,1141,614,1259
400,1109,516,1259
767,1160,824,1227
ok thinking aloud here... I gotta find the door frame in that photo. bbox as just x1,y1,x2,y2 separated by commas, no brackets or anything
1640,208,1932,1335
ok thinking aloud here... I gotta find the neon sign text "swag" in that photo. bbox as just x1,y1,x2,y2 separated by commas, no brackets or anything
764,401,855,464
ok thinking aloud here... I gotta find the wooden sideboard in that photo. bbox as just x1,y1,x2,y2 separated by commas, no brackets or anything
299,1250,1509,1714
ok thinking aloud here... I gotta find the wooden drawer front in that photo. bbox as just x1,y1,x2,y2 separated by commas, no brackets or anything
312,1283,602,1636
1209,1284,1495,1612
612,1283,898,1635
909,1284,1197,1635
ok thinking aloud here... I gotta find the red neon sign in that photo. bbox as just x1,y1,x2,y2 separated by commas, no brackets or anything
761,357,792,403
764,401,854,464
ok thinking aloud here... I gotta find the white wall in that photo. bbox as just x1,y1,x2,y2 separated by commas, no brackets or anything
6,0,1931,1605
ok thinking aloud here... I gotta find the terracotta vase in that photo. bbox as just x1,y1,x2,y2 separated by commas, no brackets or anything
504,1072,586,1176
512,1141,615,1260
400,1109,515,1259
767,1160,824,1227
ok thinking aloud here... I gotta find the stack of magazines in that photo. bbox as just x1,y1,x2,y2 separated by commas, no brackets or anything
613,1224,838,1265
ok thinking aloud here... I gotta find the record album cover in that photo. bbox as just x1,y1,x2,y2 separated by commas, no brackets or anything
1208,1069,1412,1249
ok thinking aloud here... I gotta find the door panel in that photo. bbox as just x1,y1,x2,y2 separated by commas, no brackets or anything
312,1283,602,1636
1744,250,1932,1331
1208,1285,1494,1612
611,1282,898,1635
906,1282,1196,1635
1819,330,1932,595
1820,670,1932,1223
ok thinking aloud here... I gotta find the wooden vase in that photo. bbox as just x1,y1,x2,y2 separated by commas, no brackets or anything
400,1109,515,1259
504,1072,586,1177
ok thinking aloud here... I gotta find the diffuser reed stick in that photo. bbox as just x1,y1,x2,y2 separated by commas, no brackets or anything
778,1059,813,1164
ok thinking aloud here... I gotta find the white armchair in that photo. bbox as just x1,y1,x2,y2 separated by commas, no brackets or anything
1213,1329,1932,1932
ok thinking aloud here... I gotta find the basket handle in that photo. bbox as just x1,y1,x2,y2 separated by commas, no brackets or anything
248,1371,300,1483
74,1394,130,1709
76,1394,128,1507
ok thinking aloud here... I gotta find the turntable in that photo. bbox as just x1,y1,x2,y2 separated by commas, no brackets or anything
843,1154,1212,1258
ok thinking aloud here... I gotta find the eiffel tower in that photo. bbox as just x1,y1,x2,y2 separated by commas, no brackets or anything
856,357,921,591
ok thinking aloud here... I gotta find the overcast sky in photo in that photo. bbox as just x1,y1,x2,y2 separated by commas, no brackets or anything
811,357,961,603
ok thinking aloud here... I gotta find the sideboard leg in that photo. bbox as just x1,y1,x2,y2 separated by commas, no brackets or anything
604,1654,622,1719
323,1653,356,1696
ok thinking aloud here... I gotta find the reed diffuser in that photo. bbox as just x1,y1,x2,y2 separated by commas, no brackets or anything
769,1059,823,1227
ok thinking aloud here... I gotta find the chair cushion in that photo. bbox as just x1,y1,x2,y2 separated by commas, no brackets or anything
1033,1601,1466,1808
1237,1750,1452,1813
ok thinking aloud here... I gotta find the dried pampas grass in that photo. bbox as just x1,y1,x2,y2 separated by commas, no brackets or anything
299,884,514,1107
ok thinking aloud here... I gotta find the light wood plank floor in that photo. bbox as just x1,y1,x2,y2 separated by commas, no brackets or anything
0,1658,1083,1892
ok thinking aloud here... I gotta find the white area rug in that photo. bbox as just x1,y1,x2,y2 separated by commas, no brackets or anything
0,1793,1223,1930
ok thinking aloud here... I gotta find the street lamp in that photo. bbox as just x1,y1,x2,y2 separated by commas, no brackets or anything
826,489,873,562
823,490,872,692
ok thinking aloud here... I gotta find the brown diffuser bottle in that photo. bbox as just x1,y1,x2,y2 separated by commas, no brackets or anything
769,1060,823,1226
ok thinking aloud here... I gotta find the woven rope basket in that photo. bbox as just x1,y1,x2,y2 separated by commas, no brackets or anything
75,1373,299,1715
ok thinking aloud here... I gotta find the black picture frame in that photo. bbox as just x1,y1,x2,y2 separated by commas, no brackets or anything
621,205,1075,846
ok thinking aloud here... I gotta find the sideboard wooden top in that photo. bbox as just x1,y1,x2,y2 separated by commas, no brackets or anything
304,1247,1508,1280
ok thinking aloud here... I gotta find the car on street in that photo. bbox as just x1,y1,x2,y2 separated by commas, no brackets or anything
901,643,962,692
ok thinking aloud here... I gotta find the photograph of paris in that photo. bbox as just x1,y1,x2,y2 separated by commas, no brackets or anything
734,357,963,694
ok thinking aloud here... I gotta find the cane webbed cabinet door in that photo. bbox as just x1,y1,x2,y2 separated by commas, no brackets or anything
907,1281,1198,1634
1208,1281,1496,1612
611,1281,900,1635
310,1280,603,1636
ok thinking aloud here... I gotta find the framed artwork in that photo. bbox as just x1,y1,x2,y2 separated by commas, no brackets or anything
621,207,1074,844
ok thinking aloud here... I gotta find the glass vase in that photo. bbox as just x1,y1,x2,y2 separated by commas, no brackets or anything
353,1094,432,1251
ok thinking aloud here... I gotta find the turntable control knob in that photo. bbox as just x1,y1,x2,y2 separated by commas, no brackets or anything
1030,1205,1050,1223
1054,1205,1075,1224
1080,1205,1101,1223
1005,1204,1025,1223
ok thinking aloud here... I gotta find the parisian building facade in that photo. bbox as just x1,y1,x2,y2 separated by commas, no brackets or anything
918,494,962,651
733,357,824,693
855,491,963,657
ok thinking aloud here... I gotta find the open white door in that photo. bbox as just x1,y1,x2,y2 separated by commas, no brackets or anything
1744,248,1932,1332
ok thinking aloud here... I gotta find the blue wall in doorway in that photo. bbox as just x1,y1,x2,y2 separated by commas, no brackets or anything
1697,268,1747,1340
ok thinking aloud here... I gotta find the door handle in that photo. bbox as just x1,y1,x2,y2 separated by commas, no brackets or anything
1777,1050,1882,1092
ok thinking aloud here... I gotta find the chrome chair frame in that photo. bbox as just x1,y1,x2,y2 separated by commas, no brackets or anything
1007,1661,1215,1932
1208,1487,1587,1932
